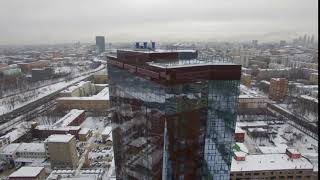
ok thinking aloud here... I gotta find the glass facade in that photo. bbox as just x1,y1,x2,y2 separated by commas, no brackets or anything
109,62,240,180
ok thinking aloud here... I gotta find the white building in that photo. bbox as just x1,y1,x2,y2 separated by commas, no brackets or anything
0,143,46,164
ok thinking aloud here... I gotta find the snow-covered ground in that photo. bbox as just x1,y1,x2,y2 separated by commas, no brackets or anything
0,65,105,115
80,116,106,133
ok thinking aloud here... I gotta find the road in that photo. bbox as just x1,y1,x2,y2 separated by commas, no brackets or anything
0,99,57,134
0,65,105,126
267,103,318,140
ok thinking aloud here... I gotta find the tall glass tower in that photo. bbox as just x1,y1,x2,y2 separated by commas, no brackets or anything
95,36,105,53
107,48,241,180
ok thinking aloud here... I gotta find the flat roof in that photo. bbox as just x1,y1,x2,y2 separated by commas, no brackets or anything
0,143,20,155
101,126,112,135
36,125,81,131
231,153,313,172
94,84,108,87
9,166,44,177
108,49,242,83
45,134,74,143
147,58,236,69
57,97,109,101
237,121,268,128
53,109,84,127
118,49,197,54
300,95,318,103
61,81,91,93
79,128,91,135
94,87,109,97
239,94,267,99
17,143,45,153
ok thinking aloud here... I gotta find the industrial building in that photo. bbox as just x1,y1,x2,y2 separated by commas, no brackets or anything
107,48,241,180
230,152,315,179
32,109,85,139
17,60,50,73
56,87,109,112
238,94,268,111
59,81,96,97
44,134,79,169
0,143,46,167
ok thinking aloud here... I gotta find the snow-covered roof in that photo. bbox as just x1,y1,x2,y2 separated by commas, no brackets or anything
286,148,300,154
60,177,97,180
79,128,91,135
0,143,20,155
237,121,268,128
57,96,109,101
14,157,46,164
147,58,236,69
260,80,270,85
231,153,314,172
239,94,267,99
101,126,112,136
48,169,104,180
300,95,318,103
119,49,197,54
248,127,267,133
2,122,29,142
9,166,44,177
17,143,45,153
45,134,74,143
53,109,84,127
94,84,108,87
236,143,249,154
259,144,288,154
93,87,109,97
234,151,246,157
61,81,91,93
36,125,81,131
235,127,245,133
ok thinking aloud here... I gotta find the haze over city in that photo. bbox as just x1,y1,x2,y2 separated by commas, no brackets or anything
0,0,318,45
0,0,318,179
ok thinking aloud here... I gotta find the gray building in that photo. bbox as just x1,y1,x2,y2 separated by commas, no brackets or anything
95,36,105,53
31,67,53,81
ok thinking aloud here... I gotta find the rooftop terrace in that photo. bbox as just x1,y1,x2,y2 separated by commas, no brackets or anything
107,49,241,84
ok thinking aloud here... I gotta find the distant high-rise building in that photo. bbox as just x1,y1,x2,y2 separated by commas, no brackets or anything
45,134,79,169
280,40,286,47
240,50,251,68
307,36,311,45
269,78,288,101
303,34,307,45
95,36,105,53
310,35,315,44
252,40,258,47
107,48,241,180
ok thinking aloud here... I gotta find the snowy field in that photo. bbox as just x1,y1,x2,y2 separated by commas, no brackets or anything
0,65,105,115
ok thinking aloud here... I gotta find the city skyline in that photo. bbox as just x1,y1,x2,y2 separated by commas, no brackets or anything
0,0,318,45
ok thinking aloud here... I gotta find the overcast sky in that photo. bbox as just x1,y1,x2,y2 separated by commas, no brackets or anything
0,0,318,45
